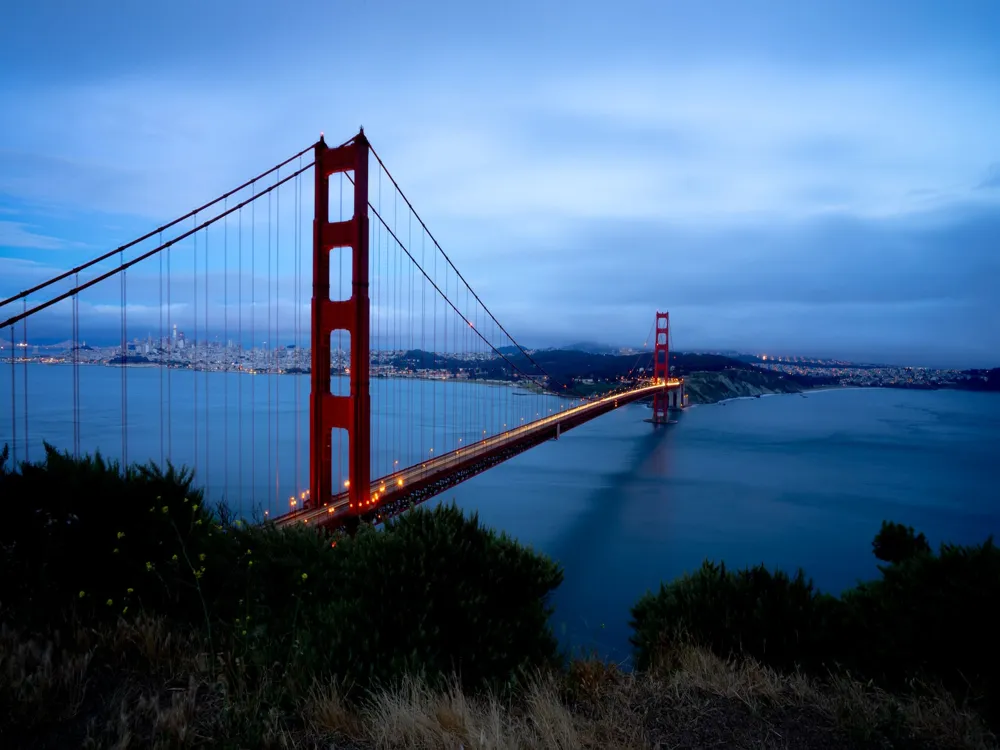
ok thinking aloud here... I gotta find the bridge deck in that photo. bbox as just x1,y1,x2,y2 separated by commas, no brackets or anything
277,379,681,529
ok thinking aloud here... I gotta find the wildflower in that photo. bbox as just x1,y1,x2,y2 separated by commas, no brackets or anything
117,531,125,539
78,591,85,598
192,504,199,511
127,587,134,594
184,497,189,503
246,549,252,556
198,553,206,561
242,630,247,636
171,554,178,562
156,495,162,501
113,548,119,554
301,573,308,581
145,562,153,572
106,599,113,606
161,506,169,514
123,606,129,615
195,519,203,526
248,560,254,567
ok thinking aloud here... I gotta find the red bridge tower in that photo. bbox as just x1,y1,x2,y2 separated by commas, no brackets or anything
652,311,670,424
310,131,371,513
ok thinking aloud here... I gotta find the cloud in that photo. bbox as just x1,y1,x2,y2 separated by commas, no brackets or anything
0,220,73,250
979,164,1000,190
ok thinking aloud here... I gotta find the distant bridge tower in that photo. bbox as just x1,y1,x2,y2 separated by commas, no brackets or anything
652,311,670,423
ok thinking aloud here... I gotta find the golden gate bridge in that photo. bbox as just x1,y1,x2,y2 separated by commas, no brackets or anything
0,129,684,530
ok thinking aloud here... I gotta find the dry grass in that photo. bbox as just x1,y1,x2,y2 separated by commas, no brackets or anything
2,617,996,750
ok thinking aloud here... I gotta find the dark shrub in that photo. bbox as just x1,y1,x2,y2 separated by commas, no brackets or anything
629,560,837,672
0,443,222,629
840,534,1000,725
294,503,564,690
872,520,931,564
1,448,563,692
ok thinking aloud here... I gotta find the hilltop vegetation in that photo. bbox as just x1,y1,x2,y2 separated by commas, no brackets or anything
1,447,997,749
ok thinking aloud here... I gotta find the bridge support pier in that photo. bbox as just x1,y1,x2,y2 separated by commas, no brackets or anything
310,130,370,515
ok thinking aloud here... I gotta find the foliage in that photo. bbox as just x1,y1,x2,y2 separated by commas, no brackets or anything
629,560,837,673
840,534,1000,725
0,442,221,630
630,521,1000,729
0,446,563,695
872,520,931,564
313,504,564,689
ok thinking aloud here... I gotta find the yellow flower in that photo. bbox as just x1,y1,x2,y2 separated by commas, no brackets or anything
78,591,85,598
171,554,178,562
117,531,125,539
192,504,199,511
113,548,119,554
198,553,206,561
127,587,134,594
145,562,153,572
195,519,203,526
301,573,308,581
248,560,254,567
123,606,129,614
106,599,113,606
161,506,169,514
246,549,252,555
184,497,190,503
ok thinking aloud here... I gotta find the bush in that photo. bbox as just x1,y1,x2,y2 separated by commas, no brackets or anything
629,560,837,673
300,503,564,689
630,521,1000,729
840,535,1000,725
872,520,931,564
0,447,564,693
0,443,222,630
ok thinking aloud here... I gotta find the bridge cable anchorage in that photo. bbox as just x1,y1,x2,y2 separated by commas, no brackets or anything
0,145,316,311
345,148,588,401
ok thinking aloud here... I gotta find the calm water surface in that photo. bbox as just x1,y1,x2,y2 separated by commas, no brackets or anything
2,365,997,662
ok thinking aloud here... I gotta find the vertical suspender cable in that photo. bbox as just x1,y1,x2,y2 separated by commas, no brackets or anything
193,215,199,479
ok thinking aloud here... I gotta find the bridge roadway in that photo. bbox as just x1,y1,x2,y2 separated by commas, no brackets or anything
277,379,681,530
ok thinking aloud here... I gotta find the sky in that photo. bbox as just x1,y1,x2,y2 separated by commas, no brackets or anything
1,0,999,368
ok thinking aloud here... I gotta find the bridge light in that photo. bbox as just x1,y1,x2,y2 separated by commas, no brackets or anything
397,478,403,487
344,480,350,488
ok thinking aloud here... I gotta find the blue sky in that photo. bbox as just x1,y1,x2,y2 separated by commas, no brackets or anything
1,0,998,367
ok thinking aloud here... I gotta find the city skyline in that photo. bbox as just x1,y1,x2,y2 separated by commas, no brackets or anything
2,1,999,368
